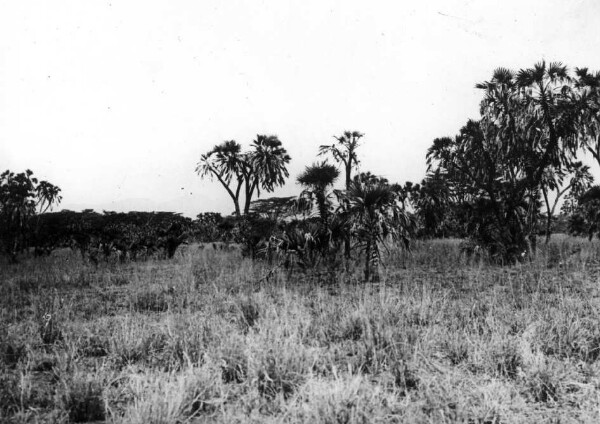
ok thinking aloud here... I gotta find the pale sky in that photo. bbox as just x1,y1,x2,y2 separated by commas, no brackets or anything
2,1,600,217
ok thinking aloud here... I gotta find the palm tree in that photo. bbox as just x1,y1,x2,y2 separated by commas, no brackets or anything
196,136,291,216
297,162,339,225
450,61,582,259
196,140,245,216
0,170,62,262
514,61,579,184
319,131,363,257
344,175,413,282
574,67,600,167
296,162,341,262
243,135,291,214
319,131,363,189
35,180,62,214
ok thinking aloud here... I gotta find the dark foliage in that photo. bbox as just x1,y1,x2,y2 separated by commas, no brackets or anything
427,62,587,263
0,169,61,262
28,210,192,262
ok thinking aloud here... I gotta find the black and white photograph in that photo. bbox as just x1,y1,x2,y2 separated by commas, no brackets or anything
2,1,600,422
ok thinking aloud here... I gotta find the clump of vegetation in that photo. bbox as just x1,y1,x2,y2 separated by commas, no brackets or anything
56,374,106,422
39,313,64,346
527,369,559,403
131,289,171,313
237,295,260,326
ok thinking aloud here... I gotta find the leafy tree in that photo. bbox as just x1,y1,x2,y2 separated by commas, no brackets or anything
249,196,298,221
0,170,62,262
29,210,83,256
196,136,291,216
194,212,224,242
31,210,192,263
568,185,600,240
427,62,582,262
404,172,472,238
232,214,278,260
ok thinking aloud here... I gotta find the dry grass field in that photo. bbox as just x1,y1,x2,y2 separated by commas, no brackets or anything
2,236,600,423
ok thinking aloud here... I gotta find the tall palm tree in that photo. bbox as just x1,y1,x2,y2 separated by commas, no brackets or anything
319,131,363,188
243,135,291,214
514,61,579,184
344,176,413,282
468,62,581,258
196,140,245,216
319,131,363,257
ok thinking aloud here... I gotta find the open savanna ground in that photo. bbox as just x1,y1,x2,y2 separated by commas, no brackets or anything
2,237,600,423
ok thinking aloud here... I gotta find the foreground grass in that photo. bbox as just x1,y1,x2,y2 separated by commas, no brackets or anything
1,236,600,423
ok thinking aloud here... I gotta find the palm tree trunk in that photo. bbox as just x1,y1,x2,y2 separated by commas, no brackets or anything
344,168,352,259
345,165,352,190
243,180,258,215
317,190,328,226
364,239,372,282
209,168,242,216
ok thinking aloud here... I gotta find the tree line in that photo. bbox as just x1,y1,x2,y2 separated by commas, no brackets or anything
4,61,600,271
197,61,600,266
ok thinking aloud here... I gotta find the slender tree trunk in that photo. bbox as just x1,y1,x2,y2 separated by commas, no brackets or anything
543,184,570,244
542,187,552,244
364,239,371,282
343,230,352,259
243,180,258,215
211,169,241,216
345,165,351,190
344,163,352,258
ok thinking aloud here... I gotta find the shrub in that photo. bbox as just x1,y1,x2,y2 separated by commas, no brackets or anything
57,375,106,422
238,296,261,332
131,290,170,313
257,354,303,400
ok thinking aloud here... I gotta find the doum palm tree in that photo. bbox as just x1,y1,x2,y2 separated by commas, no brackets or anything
196,140,245,216
243,135,291,215
297,161,339,225
319,131,363,188
196,136,291,216
319,130,364,257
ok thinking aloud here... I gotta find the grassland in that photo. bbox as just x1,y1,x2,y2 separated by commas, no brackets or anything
1,236,600,423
